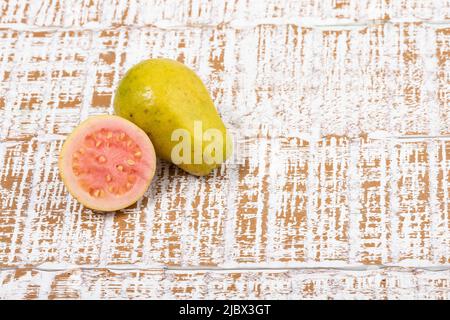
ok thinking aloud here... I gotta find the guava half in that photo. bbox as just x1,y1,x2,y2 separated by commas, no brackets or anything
59,115,156,211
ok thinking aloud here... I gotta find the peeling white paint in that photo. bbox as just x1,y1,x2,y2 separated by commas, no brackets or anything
0,0,449,299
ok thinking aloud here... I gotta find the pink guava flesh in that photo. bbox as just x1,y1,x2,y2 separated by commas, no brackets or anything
59,115,156,211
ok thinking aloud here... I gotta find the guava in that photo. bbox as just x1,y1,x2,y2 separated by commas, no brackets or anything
114,58,232,176
58,115,156,211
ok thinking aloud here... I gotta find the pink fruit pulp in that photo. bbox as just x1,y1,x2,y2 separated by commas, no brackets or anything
59,115,156,211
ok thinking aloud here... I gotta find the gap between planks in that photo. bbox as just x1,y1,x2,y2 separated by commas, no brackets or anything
1,264,450,273
0,18,449,33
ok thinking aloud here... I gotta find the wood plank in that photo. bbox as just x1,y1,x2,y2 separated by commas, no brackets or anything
436,27,450,135
1,1,448,28
437,141,450,263
357,136,390,264
0,267,448,299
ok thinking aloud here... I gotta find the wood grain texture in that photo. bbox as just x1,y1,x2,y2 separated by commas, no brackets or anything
0,267,448,299
0,0,449,299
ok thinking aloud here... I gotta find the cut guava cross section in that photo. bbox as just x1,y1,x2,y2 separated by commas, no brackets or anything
59,115,156,211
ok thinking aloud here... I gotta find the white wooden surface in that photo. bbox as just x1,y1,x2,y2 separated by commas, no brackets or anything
0,0,449,299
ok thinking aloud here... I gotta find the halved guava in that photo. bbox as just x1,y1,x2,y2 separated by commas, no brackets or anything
59,115,156,211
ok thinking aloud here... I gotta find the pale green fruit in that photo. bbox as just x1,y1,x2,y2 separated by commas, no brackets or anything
114,58,232,176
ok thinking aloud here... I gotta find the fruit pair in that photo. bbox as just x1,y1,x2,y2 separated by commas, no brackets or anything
59,59,231,211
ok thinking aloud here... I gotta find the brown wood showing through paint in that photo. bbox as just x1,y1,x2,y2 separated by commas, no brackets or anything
0,0,449,299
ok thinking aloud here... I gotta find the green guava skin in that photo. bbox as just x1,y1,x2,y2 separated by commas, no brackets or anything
113,58,231,176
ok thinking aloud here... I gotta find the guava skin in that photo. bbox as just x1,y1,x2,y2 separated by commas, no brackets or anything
114,59,231,176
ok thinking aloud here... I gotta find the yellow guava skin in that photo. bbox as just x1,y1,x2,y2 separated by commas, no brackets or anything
114,58,232,176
